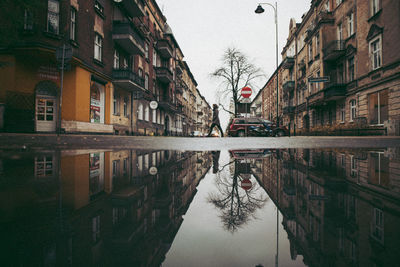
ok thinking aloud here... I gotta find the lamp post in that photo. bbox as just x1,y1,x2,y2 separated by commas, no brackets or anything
255,2,279,127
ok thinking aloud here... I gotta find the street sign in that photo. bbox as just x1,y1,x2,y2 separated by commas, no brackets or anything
241,87,252,98
241,179,252,191
308,76,330,83
241,98,251,103
149,101,158,110
149,166,158,175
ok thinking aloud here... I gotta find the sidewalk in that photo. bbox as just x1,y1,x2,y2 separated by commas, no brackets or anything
0,133,399,151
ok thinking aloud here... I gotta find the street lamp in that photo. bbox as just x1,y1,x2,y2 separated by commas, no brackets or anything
255,2,279,127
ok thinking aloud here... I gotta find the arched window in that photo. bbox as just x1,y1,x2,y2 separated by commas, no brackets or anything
138,103,143,120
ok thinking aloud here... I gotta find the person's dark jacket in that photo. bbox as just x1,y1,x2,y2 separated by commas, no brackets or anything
212,108,220,125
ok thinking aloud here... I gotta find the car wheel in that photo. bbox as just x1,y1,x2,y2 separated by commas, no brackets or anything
275,131,285,137
238,130,245,137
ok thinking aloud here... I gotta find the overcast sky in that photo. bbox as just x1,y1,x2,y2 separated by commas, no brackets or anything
155,0,311,128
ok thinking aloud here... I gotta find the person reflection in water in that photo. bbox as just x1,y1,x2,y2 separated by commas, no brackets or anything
207,104,224,137
212,151,220,174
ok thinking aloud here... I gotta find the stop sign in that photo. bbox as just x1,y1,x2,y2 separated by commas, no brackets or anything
241,87,252,98
241,179,252,191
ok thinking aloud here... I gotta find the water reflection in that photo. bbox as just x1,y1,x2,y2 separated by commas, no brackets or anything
0,150,212,266
251,148,400,267
208,150,269,233
0,147,399,266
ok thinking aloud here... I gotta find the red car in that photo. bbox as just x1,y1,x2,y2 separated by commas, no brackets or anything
227,117,288,137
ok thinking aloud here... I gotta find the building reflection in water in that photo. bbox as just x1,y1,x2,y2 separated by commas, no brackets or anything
0,150,212,266
251,148,400,267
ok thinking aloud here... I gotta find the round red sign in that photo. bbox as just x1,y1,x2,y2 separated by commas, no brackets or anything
241,179,252,191
241,87,252,98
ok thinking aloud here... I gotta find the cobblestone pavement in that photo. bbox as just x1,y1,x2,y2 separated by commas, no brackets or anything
0,133,399,151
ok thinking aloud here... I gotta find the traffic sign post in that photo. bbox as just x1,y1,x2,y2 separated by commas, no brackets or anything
240,87,252,135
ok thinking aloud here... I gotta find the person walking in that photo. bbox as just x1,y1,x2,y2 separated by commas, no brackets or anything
207,104,224,137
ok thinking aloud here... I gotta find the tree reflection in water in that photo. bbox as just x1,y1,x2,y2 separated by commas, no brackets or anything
208,152,268,233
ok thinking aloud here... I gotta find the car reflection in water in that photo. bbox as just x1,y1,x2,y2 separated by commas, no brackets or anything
0,149,212,267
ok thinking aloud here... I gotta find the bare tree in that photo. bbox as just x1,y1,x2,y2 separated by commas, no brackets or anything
211,47,264,116
208,160,268,233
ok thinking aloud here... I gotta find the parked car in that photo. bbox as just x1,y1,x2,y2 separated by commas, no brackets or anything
190,131,203,137
227,117,288,137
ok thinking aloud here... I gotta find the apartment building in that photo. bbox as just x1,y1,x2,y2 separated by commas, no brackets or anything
0,0,210,135
260,0,400,135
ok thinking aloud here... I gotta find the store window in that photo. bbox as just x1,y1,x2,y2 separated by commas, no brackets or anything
90,81,105,123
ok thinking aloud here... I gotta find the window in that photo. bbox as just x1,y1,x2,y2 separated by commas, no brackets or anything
145,74,149,90
145,43,149,60
94,33,102,61
315,33,320,56
123,58,128,69
138,155,143,172
47,0,59,34
371,0,380,16
153,79,156,95
112,160,119,177
123,158,128,174
35,156,54,177
324,0,330,12
350,99,357,121
368,89,388,125
123,97,128,117
370,36,382,70
138,103,143,120
152,109,156,123
70,8,77,41
348,56,355,82
94,1,104,15
145,105,149,121
113,50,120,69
371,208,384,244
337,23,343,41
92,215,101,243
308,40,313,62
348,12,354,36
350,155,357,177
153,49,157,67
138,68,143,78
113,91,119,115
316,71,320,91
24,9,33,30
340,103,345,123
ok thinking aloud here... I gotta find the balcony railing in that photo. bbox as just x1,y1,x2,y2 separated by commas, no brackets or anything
112,69,145,92
282,57,295,69
155,67,173,84
156,39,173,58
307,79,346,106
282,80,295,93
323,40,345,61
112,21,145,55
159,96,177,112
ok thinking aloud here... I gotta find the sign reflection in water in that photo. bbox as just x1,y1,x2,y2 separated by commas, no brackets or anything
0,147,400,266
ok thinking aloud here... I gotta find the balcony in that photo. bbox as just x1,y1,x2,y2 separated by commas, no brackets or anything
118,0,145,18
316,11,334,25
283,106,295,114
112,69,145,92
324,82,346,101
282,80,295,93
155,66,173,84
159,97,177,112
323,40,345,61
282,57,294,69
307,80,346,106
112,21,145,55
156,39,173,58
